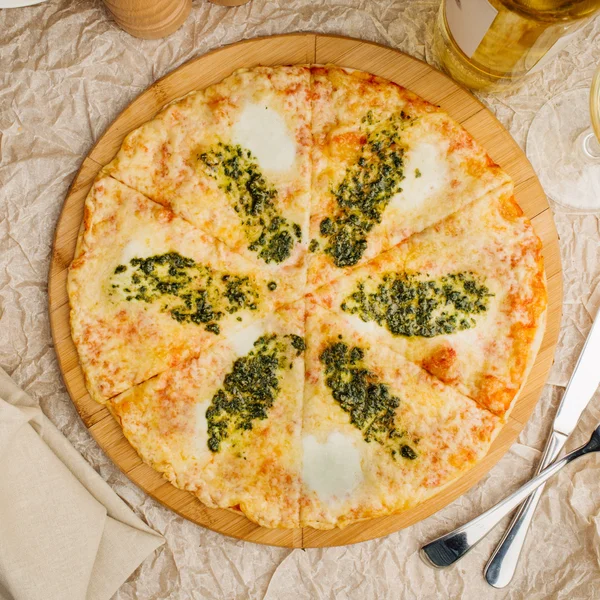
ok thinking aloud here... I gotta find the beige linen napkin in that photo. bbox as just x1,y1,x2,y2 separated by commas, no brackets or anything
0,368,164,600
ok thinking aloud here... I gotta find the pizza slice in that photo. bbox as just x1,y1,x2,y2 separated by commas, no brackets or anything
307,65,511,291
69,176,298,403
308,183,547,418
103,66,311,291
301,299,502,529
108,300,305,529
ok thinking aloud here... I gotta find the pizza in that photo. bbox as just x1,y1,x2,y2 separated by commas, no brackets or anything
103,66,311,294
68,65,547,530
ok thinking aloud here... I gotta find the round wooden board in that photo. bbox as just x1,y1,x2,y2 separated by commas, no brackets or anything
49,33,562,549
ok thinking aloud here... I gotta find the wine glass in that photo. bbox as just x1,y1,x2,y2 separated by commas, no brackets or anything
527,64,600,212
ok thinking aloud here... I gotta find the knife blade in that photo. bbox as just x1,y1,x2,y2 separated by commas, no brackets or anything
553,308,600,436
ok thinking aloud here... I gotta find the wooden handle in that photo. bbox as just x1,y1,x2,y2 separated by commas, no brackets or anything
103,0,192,39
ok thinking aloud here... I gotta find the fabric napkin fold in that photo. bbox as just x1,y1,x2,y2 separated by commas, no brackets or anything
0,368,164,600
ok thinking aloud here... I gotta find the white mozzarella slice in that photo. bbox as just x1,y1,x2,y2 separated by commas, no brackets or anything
232,103,296,173
302,432,363,502
389,142,450,212
227,321,265,357
342,313,380,336
438,295,501,354
119,238,154,264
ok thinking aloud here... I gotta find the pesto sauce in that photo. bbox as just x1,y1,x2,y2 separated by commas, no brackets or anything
320,112,415,268
320,340,417,461
198,143,301,265
287,334,305,356
341,271,492,338
206,333,304,452
111,252,260,334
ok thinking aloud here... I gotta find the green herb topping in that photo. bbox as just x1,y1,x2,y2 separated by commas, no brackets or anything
308,239,319,253
320,111,416,268
198,143,301,265
341,271,492,338
287,334,305,356
320,340,417,460
110,252,260,334
206,333,304,452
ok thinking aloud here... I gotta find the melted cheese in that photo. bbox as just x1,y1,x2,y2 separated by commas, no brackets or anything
228,321,265,357
194,400,211,454
119,238,154,264
389,142,450,212
232,103,296,173
343,313,380,336
302,432,363,502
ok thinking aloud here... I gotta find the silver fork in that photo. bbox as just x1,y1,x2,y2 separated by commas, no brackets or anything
420,423,600,569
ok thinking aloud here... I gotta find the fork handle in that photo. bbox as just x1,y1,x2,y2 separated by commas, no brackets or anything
484,431,568,588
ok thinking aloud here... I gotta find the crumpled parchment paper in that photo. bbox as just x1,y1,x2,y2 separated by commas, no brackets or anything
1,1,599,598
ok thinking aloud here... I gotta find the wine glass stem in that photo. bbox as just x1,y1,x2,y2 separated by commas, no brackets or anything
580,129,600,161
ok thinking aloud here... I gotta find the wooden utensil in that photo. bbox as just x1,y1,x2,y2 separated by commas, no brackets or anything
103,0,192,39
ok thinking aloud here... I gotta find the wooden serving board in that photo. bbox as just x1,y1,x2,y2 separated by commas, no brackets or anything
48,33,562,549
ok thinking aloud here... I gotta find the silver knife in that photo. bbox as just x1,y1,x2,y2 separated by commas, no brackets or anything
421,307,600,571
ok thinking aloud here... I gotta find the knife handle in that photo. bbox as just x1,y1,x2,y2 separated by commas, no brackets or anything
484,430,568,588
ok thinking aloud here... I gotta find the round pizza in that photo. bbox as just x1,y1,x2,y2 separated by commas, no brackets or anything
68,65,547,530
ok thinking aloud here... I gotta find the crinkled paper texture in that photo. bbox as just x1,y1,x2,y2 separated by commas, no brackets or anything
1,1,599,598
